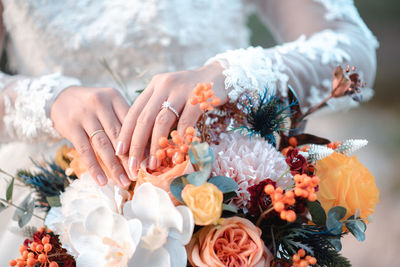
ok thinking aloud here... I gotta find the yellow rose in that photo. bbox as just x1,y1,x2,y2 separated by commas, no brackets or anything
181,183,223,225
316,152,379,219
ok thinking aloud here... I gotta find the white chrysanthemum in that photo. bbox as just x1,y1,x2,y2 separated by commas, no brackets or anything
45,175,194,267
336,139,368,155
211,132,292,211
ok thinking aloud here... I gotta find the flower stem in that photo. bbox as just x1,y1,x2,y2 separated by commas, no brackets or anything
201,113,206,142
0,198,45,221
299,94,332,122
256,206,274,227
276,167,290,184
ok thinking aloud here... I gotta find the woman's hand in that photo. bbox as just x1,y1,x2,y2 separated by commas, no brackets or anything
117,62,228,177
50,86,131,187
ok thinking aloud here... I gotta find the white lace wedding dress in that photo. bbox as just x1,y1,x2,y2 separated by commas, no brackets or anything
0,0,377,263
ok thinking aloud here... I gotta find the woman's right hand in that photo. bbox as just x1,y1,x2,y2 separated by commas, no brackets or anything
50,86,131,187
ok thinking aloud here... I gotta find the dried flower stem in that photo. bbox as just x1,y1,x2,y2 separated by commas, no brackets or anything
256,206,274,227
0,198,45,221
299,95,332,121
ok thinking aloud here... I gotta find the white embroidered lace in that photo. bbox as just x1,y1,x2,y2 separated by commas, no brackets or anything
2,73,81,142
207,0,378,113
0,0,377,142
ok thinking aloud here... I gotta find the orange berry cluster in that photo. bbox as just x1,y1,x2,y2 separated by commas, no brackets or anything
10,234,58,267
327,141,340,150
156,127,200,166
292,249,317,267
293,174,320,202
282,137,309,156
264,185,297,222
190,83,220,111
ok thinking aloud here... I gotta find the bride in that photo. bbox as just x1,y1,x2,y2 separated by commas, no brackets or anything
0,0,377,263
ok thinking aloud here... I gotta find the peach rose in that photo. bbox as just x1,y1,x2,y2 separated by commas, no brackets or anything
316,152,379,219
135,158,194,206
187,217,273,267
181,183,223,225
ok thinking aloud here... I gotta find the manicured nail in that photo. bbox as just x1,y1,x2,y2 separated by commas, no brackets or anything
115,141,123,155
149,156,157,170
129,157,138,175
120,174,131,187
97,174,107,186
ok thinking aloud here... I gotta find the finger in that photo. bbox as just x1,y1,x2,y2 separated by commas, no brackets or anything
69,127,108,186
112,92,130,124
177,101,203,137
129,91,168,174
149,97,183,170
96,103,122,148
84,118,131,188
117,85,154,156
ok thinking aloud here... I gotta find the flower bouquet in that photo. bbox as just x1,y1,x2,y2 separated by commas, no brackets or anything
1,66,379,267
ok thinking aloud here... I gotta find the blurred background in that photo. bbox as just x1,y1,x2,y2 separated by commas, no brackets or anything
249,1,400,266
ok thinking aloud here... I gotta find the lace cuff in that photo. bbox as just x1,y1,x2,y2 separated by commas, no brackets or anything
3,73,81,142
206,46,289,104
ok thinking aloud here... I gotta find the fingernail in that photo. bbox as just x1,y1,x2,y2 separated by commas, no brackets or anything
129,157,138,175
115,141,123,156
149,156,157,170
120,174,131,187
97,174,107,186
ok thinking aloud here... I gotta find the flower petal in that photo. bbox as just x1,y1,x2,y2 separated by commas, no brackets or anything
85,206,113,238
128,218,143,247
76,251,105,267
164,237,187,267
169,205,194,245
128,246,171,267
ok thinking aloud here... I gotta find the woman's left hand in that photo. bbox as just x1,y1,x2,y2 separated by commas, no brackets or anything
116,62,227,177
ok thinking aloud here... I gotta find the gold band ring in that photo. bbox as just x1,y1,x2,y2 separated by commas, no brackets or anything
89,129,106,140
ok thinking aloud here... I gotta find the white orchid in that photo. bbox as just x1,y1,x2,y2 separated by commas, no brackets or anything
46,174,194,267
124,183,194,267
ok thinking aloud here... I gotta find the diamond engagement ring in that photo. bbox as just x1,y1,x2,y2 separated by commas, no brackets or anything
161,101,179,118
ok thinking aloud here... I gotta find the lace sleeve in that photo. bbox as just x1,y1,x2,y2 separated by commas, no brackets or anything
0,72,81,142
206,0,378,113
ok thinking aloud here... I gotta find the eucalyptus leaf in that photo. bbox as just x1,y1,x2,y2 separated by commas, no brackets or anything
327,206,346,235
6,177,14,201
12,194,31,222
46,196,61,207
222,203,238,213
328,206,347,221
188,142,214,168
223,192,237,202
208,176,238,193
307,200,326,226
328,237,343,251
0,202,7,212
170,175,188,203
18,200,35,228
345,216,367,242
186,171,209,186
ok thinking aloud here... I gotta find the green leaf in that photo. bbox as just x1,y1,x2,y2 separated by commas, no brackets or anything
328,206,347,221
188,142,214,168
186,164,212,186
208,176,238,193
222,203,238,213
0,202,7,212
223,192,237,202
6,177,14,201
170,175,188,203
307,200,326,226
18,200,35,228
345,216,367,242
328,237,343,251
327,206,346,235
46,196,61,207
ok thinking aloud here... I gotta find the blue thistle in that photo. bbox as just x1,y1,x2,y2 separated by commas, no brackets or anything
17,160,75,210
239,88,297,144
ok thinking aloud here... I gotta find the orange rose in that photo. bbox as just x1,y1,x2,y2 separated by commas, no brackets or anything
181,183,223,225
316,152,379,219
135,158,194,206
187,217,273,267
